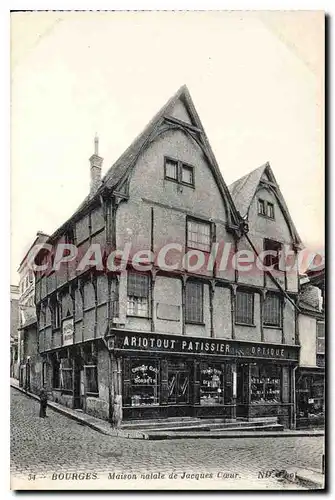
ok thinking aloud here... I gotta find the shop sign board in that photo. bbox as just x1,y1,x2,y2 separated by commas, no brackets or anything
110,331,299,361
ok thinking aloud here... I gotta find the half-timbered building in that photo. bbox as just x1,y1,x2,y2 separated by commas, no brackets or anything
34,86,301,427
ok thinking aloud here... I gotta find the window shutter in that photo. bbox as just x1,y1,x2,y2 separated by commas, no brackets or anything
185,281,203,323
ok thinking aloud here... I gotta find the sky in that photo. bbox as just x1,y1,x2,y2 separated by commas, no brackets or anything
11,11,324,285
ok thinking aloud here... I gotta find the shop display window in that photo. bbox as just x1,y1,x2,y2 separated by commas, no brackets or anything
200,363,224,405
250,364,281,404
297,375,324,417
130,360,160,407
53,355,73,391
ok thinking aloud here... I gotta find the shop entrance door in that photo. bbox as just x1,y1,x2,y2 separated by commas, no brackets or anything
168,362,190,406
236,364,249,417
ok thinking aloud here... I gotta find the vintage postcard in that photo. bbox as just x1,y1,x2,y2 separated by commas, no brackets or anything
10,10,325,491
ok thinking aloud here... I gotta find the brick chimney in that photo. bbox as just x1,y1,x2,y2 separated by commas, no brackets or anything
89,135,103,196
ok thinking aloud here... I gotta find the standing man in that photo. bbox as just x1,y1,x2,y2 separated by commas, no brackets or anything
39,387,48,418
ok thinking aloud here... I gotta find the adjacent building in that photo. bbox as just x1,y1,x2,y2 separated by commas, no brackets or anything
10,285,20,378
296,264,325,427
17,231,49,388
33,86,305,427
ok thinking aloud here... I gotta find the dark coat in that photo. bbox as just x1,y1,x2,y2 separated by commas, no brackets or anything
40,389,48,404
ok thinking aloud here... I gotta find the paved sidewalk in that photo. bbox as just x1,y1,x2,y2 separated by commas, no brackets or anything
10,379,147,440
285,467,325,489
10,378,324,441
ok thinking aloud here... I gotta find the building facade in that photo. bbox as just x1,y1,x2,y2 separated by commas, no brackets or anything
296,266,325,428
18,232,49,387
34,87,302,427
10,285,20,378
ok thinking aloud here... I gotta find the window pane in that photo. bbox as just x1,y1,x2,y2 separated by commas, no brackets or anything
317,322,325,353
267,203,274,218
200,364,224,405
258,199,265,215
236,291,253,324
127,272,149,316
127,297,149,317
264,240,282,269
127,272,149,297
165,158,178,180
251,365,281,403
130,361,159,406
182,165,194,185
185,281,203,323
187,220,211,252
61,370,73,390
264,294,281,326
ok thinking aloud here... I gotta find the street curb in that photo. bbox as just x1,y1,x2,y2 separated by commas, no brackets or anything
11,383,324,441
146,431,324,440
10,383,148,440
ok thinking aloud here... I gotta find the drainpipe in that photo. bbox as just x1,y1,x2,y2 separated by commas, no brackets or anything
102,329,113,425
292,365,298,429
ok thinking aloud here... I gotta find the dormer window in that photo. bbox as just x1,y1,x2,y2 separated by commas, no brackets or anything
258,198,275,220
164,157,195,187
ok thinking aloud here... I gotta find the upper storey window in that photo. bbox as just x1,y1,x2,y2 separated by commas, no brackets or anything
165,158,178,181
258,199,266,215
127,272,150,318
267,202,275,219
187,218,211,252
317,321,325,354
181,164,194,185
263,293,281,327
164,157,195,187
263,239,282,270
258,198,275,220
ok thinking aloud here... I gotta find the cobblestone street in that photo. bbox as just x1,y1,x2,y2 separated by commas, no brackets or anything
11,389,324,490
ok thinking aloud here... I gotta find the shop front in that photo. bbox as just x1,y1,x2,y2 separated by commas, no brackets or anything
107,331,300,428
295,366,325,428
43,339,110,421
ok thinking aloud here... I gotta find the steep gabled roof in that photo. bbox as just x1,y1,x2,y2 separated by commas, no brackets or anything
228,162,302,246
102,87,186,190
46,86,243,243
101,85,241,229
18,231,50,271
229,164,267,220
